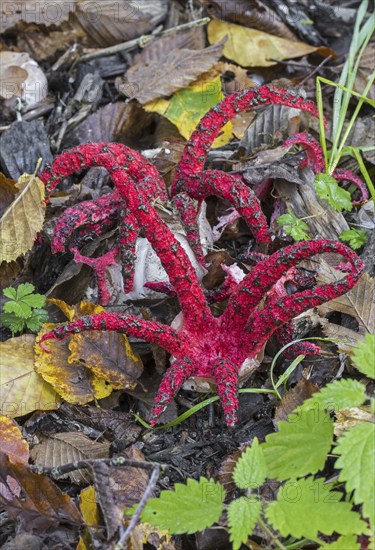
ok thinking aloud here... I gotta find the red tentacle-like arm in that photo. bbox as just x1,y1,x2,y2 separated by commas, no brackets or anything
38,313,184,357
172,85,320,195
224,240,365,360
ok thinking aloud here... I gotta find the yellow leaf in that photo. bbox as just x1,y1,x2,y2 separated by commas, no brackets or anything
145,71,232,147
77,486,101,550
0,334,59,418
208,19,317,67
0,415,29,463
0,173,45,262
35,326,112,404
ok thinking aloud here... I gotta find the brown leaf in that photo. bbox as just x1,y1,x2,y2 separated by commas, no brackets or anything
0,416,29,464
119,41,225,104
30,432,110,484
317,268,374,334
0,451,83,530
0,1,75,33
133,28,206,65
0,173,17,218
92,446,150,538
275,378,319,423
320,319,365,354
202,0,298,40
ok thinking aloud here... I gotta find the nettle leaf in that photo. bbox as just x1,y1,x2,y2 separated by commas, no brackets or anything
141,477,225,534
319,534,360,549
314,173,353,212
227,497,261,550
3,300,32,319
351,333,375,379
335,422,375,526
233,438,267,489
300,378,367,413
263,408,333,480
340,229,368,250
265,477,365,539
277,213,310,242
25,309,49,332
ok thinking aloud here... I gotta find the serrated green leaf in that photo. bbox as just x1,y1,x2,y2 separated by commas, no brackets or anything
319,534,360,549
351,333,375,379
340,229,368,250
25,308,49,332
23,293,46,308
265,477,365,539
3,287,17,300
3,300,32,319
227,497,261,550
0,312,25,334
233,438,267,490
277,213,310,242
335,423,375,526
315,173,353,212
15,282,35,299
141,477,225,534
263,408,333,480
300,379,366,413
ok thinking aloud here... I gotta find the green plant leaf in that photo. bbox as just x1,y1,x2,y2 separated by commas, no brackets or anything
233,438,267,490
277,213,310,242
3,300,32,319
335,422,375,526
351,333,375,379
23,293,46,309
141,477,225,534
265,476,365,539
227,497,261,550
340,229,368,250
0,312,26,334
2,287,17,300
318,534,360,549
263,408,333,480
25,308,49,332
315,173,353,212
300,378,366,413
15,282,35,299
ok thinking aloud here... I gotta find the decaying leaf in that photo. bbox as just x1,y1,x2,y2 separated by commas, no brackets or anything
120,41,225,104
0,173,46,263
317,268,374,334
207,19,317,67
145,70,232,147
0,450,83,530
0,0,75,33
0,415,29,464
275,378,319,423
130,522,173,550
77,485,102,550
92,446,151,538
35,325,113,404
0,334,59,418
334,407,375,437
0,51,48,107
30,432,110,483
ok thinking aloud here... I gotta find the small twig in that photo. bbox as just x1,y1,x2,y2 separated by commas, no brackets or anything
258,516,287,550
30,456,165,478
115,465,160,549
78,17,210,62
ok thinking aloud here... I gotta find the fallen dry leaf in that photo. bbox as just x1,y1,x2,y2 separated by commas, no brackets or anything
0,51,48,107
275,378,319,423
207,18,317,67
92,446,150,538
35,325,113,404
0,334,59,418
30,432,110,483
120,41,225,104
145,69,232,146
0,415,29,464
0,1,75,33
0,172,46,263
77,485,102,550
334,406,375,437
0,450,83,530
